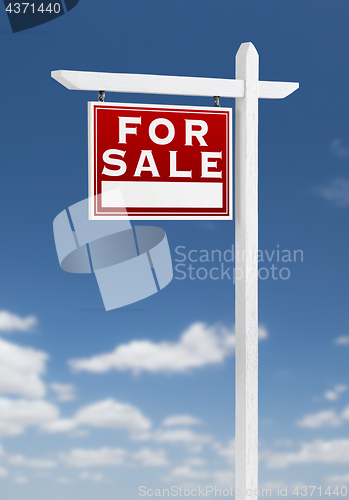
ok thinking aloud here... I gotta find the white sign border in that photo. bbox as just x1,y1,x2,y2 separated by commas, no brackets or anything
88,101,233,221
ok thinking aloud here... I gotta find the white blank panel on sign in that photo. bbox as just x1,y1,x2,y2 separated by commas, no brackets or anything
101,181,223,209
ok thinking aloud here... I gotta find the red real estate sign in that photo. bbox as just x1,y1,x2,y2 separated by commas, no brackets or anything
88,102,232,220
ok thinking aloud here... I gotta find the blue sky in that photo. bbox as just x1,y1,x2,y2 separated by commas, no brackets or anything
0,0,349,498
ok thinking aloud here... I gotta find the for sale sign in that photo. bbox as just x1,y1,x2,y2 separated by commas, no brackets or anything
88,102,232,220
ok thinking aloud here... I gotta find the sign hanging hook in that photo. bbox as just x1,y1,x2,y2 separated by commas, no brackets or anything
213,96,220,107
98,91,105,102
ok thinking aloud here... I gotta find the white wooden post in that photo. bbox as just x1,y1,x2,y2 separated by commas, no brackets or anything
235,42,259,500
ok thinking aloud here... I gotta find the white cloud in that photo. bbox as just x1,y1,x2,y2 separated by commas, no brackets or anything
314,178,349,207
327,473,349,484
258,326,269,340
80,472,106,482
7,455,57,468
134,428,213,453
339,405,349,421
70,429,90,438
61,446,168,468
296,404,349,429
215,439,235,464
50,383,76,402
170,466,210,479
0,398,58,437
60,447,128,468
0,337,48,399
325,391,340,401
13,474,28,484
184,458,206,467
43,398,151,436
69,323,269,376
274,440,293,447
132,448,169,467
57,476,72,484
259,481,286,493
330,138,349,159
35,471,51,478
213,470,234,488
296,410,342,429
0,311,37,333
324,384,347,401
42,419,78,434
334,336,349,346
0,467,8,478
166,467,234,487
336,384,348,393
263,439,349,469
162,415,202,427
69,323,235,375
74,399,151,432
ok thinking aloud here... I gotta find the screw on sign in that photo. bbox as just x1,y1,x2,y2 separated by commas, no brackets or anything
3,0,79,33
88,102,232,220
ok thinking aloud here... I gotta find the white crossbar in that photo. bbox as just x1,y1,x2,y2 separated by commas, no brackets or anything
51,70,298,99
